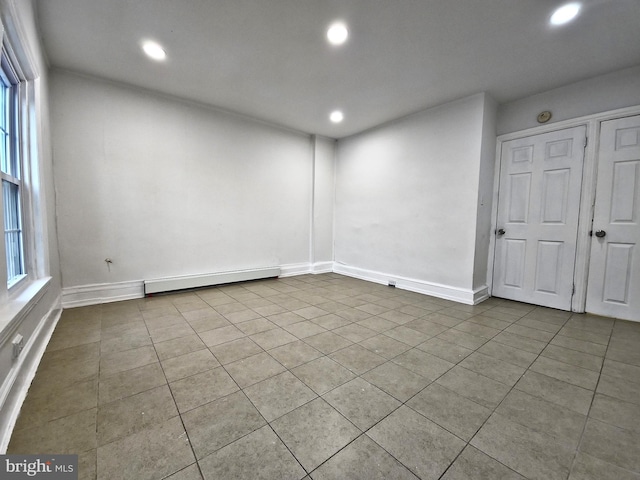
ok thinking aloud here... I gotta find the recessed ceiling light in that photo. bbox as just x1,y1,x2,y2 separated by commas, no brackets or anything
142,41,167,61
550,3,581,26
330,110,344,123
327,22,348,45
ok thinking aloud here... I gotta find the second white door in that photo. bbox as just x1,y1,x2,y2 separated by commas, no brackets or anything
586,115,640,321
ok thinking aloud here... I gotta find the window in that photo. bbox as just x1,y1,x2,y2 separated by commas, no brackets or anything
0,51,24,287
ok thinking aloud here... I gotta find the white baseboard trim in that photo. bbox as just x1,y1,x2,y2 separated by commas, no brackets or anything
62,263,331,306
0,300,62,453
61,262,486,307
280,262,334,277
63,264,317,307
279,263,313,277
311,262,334,274
333,263,488,305
62,280,144,308
473,285,490,304
144,267,281,295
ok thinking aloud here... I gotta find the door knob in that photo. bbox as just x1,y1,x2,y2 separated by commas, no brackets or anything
496,228,506,236
595,230,606,238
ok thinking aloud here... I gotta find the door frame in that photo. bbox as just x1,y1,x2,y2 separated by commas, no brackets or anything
488,104,640,313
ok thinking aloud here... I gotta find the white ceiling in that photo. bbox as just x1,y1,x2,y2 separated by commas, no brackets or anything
35,0,640,138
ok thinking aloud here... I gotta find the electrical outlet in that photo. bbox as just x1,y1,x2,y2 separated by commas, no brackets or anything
12,334,24,360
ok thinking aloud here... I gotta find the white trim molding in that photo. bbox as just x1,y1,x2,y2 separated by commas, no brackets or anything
61,259,491,308
311,262,333,274
62,280,144,308
281,262,334,277
0,298,61,453
333,263,488,305
279,263,313,277
62,263,335,307
144,267,281,295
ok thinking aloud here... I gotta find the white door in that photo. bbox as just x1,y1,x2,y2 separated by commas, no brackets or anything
586,115,640,321
493,126,587,310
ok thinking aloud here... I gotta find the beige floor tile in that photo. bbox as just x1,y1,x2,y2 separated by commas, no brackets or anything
515,370,594,415
249,327,298,350
589,393,640,433
530,356,599,390
361,362,431,402
198,325,246,347
225,351,286,388
458,352,526,386
9,408,97,454
580,418,640,473
99,345,158,377
470,414,575,480
161,349,220,382
392,348,454,380
303,331,353,354
495,389,587,448
329,344,386,375
323,378,400,430
568,452,640,480
407,383,491,441
436,366,510,409
182,390,265,459
271,398,360,471
98,362,166,405
169,367,239,413
368,405,465,480
16,378,98,430
267,340,322,368
209,337,263,365
97,385,178,446
154,334,207,361
416,337,474,364
198,425,305,480
442,445,525,480
311,435,418,480
291,356,356,395
359,334,412,359
244,371,317,422
96,416,194,480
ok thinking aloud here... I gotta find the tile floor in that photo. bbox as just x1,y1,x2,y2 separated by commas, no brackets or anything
7,273,640,480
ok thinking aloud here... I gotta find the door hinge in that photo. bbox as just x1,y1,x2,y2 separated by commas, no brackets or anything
584,137,588,148
572,284,575,295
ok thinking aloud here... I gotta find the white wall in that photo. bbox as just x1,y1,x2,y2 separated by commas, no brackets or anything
311,135,335,267
334,93,496,302
52,71,319,292
498,65,640,135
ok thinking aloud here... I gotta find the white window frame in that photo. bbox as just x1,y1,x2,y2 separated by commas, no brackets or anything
0,49,26,289
0,29,41,303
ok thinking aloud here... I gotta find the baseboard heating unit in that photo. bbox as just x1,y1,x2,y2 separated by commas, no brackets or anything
144,267,281,295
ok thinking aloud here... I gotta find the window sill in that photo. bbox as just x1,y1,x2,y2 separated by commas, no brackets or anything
0,277,52,345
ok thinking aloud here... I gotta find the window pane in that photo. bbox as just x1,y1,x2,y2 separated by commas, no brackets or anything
0,82,7,175
3,179,23,281
0,131,7,175
1,52,25,286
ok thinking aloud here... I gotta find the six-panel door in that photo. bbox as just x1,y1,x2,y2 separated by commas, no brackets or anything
586,115,640,321
493,126,587,310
